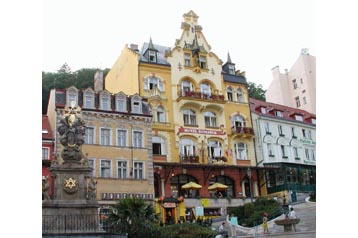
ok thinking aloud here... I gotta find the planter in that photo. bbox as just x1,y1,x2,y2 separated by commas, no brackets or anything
274,218,300,232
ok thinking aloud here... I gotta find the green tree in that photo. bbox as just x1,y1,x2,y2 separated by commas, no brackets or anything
247,81,266,101
108,197,158,238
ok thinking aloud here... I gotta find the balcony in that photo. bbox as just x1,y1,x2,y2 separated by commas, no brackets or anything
177,90,225,103
143,87,166,99
231,126,254,137
209,156,228,165
180,155,199,164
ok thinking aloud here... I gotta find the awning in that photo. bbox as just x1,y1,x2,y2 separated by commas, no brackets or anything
181,181,202,190
208,182,228,191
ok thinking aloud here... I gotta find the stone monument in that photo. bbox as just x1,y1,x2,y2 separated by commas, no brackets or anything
42,102,100,235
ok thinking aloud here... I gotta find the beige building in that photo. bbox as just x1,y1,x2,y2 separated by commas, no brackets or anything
265,49,316,114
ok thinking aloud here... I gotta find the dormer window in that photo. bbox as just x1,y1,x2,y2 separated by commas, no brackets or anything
295,115,303,121
66,88,78,106
311,118,316,124
228,64,235,75
100,92,111,111
116,94,127,112
84,91,94,109
131,96,142,114
275,110,283,117
199,56,207,69
261,107,267,114
148,51,157,62
184,53,191,66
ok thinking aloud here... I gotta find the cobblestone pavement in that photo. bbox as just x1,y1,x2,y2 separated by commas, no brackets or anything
213,201,316,238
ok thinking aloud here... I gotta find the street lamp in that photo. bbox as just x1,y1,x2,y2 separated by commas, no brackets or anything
247,167,253,202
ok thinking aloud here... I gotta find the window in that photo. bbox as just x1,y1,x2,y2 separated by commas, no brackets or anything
101,96,109,110
236,88,244,102
182,80,193,94
261,107,267,114
291,127,296,138
88,158,96,177
133,162,144,179
293,79,297,89
116,95,126,112
311,118,316,124
308,130,312,140
311,149,316,161
264,122,271,134
199,56,207,69
133,131,143,148
117,160,128,179
157,106,165,122
234,142,248,160
267,143,274,157
303,97,307,104
227,87,233,101
183,109,197,125
84,93,93,108
184,53,191,66
208,140,223,158
305,148,310,159
116,129,127,147
180,138,196,156
132,101,141,114
278,125,284,136
42,147,49,160
295,115,303,121
204,111,217,127
153,136,166,155
100,128,111,146
200,83,211,97
100,160,111,178
295,97,301,107
300,78,303,84
85,127,95,144
302,129,307,138
228,64,235,75
144,77,163,91
276,110,283,117
67,93,77,106
148,51,156,62
281,145,287,158
293,147,299,159
232,115,246,128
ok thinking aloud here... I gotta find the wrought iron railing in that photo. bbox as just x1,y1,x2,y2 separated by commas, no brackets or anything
178,90,225,102
231,126,254,135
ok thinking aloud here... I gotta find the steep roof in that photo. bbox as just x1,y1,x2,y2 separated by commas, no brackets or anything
139,42,171,65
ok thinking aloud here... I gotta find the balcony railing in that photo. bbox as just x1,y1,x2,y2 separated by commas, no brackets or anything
231,126,254,136
178,90,225,102
209,156,228,165
180,155,199,163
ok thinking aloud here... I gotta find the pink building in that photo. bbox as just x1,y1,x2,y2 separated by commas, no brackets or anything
266,49,316,114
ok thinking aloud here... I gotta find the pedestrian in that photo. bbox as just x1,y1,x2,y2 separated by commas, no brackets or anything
289,207,297,231
262,212,269,234
218,222,225,235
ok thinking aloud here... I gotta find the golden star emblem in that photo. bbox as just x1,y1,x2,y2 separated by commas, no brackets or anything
64,177,77,189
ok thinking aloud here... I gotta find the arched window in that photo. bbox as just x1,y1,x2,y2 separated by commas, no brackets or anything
157,106,165,122
227,87,233,101
236,88,244,102
232,115,246,128
207,140,222,160
200,83,212,97
180,138,197,156
209,175,234,198
183,109,196,125
144,76,163,91
170,174,199,198
152,136,166,155
204,111,217,127
234,142,248,160
181,80,193,94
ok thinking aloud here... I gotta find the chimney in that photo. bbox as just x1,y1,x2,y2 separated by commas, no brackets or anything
94,70,103,92
130,44,139,52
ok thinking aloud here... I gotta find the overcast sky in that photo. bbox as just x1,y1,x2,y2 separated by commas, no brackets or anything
42,0,315,89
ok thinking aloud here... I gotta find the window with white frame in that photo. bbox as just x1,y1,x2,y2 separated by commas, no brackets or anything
152,136,166,155
157,106,165,122
232,115,246,128
267,143,274,156
100,128,111,146
264,122,271,134
311,118,316,124
308,130,312,140
67,92,77,106
85,127,95,144
133,161,144,179
132,99,141,114
261,107,267,114
184,53,191,66
276,110,283,117
291,127,296,138
207,140,222,158
42,147,49,160
305,148,310,159
116,129,127,147
183,109,197,125
281,145,287,158
100,160,111,178
133,131,143,148
180,138,196,156
295,96,301,107
204,111,217,127
117,160,128,179
182,80,193,94
200,83,211,96
228,64,235,75
234,142,248,160
295,115,303,121
236,88,244,102
227,87,233,101
144,76,163,91
293,147,300,159
88,158,96,177
311,149,316,160
278,125,284,136
199,56,207,69
148,51,156,62
116,95,126,112
302,129,307,138
84,92,94,109
101,93,110,110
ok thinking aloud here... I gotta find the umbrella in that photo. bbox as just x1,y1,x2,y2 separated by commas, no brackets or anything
181,181,202,190
208,182,228,191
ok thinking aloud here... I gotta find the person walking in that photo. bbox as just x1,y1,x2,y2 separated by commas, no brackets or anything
289,207,297,232
218,222,225,236
262,212,269,235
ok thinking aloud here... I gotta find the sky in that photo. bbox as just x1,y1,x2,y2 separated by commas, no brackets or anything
42,0,315,89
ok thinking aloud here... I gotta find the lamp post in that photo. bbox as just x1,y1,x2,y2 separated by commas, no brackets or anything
247,167,253,203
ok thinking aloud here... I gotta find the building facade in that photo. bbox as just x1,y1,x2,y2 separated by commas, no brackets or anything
105,10,259,223
46,78,155,212
265,49,316,114
250,98,316,201
42,115,54,198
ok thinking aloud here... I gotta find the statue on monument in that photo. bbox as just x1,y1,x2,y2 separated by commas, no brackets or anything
86,177,97,201
42,176,51,201
57,102,86,163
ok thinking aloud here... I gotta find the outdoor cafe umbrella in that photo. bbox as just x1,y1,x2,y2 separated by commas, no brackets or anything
181,181,202,190
208,182,228,191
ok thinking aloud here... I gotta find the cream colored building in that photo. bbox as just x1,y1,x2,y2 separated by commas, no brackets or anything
266,49,316,114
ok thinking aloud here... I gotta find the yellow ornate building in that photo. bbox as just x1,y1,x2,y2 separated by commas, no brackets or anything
105,10,259,224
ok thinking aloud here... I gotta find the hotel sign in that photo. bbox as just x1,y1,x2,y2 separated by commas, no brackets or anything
300,139,316,146
178,126,226,135
101,193,154,200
